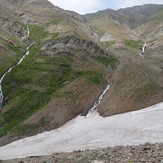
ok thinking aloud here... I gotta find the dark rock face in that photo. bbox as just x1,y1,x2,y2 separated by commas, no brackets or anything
49,36,110,56
0,8,27,41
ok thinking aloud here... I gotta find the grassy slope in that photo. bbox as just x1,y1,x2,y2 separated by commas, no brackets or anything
0,8,118,138
0,8,26,77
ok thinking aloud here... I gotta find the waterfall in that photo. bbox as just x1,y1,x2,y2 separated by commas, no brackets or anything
139,42,147,57
87,84,111,116
17,42,34,65
0,26,34,109
27,25,30,37
142,42,147,53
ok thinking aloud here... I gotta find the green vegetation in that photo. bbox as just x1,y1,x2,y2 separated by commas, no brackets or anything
0,54,77,136
150,8,163,22
29,45,44,54
124,40,143,49
29,24,60,45
74,70,103,85
43,18,62,28
114,61,161,102
135,80,161,101
8,45,25,55
95,56,118,68
147,39,156,43
0,41,26,77
15,117,50,135
103,41,115,48
85,71,103,84
29,25,50,44
0,50,111,136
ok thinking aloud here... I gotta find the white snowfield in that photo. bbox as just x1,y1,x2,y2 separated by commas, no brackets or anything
0,102,163,160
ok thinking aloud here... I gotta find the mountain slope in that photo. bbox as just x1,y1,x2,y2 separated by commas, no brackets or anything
0,1,162,146
85,4,163,116
85,4,163,42
0,0,117,145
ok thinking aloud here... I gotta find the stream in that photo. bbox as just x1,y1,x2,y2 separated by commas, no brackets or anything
87,42,147,116
139,42,147,57
0,26,34,109
87,84,111,116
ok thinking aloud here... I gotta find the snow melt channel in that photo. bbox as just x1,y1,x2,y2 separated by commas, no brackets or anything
139,42,147,57
87,84,111,116
0,26,34,109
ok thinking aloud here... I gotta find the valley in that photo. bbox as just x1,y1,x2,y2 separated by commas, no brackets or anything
0,0,162,158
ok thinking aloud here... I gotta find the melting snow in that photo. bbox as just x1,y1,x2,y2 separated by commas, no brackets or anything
0,102,163,160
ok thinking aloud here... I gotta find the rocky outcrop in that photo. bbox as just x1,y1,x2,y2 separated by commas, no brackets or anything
44,36,111,57
0,8,27,41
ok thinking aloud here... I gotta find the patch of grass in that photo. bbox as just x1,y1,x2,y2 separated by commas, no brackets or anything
135,80,161,101
124,39,143,49
8,44,25,55
39,117,51,127
147,39,157,43
150,8,163,22
114,61,161,101
75,70,103,85
51,32,59,39
30,45,44,54
0,41,26,77
0,54,78,137
14,117,50,135
43,19,62,28
95,56,118,68
102,41,115,47
14,124,38,136
29,24,60,47
29,24,49,44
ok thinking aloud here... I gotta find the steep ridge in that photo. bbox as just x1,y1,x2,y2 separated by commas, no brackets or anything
0,0,117,145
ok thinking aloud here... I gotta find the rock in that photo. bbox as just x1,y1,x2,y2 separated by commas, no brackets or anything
91,161,105,163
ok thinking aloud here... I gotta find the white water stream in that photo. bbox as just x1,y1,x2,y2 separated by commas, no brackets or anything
139,42,147,57
87,84,111,116
0,26,34,109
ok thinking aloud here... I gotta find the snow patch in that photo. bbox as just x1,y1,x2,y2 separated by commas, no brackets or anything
0,102,163,160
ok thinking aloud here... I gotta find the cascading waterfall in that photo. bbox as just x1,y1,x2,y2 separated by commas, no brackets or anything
0,26,34,109
87,84,111,116
139,42,147,57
